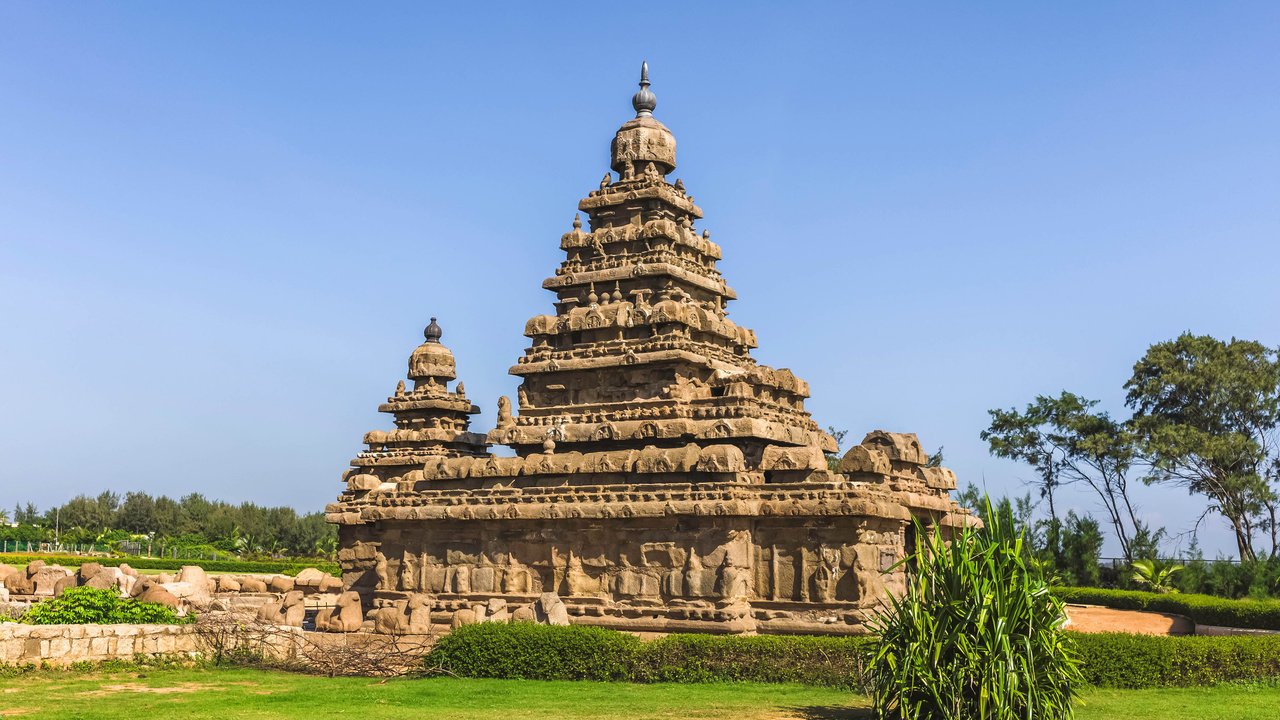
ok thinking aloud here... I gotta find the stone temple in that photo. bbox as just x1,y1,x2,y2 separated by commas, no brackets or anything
327,64,971,635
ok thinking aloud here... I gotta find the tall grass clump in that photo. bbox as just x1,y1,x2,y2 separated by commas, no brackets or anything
870,499,1082,719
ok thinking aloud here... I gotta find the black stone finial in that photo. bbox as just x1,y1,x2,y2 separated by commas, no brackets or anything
632,61,656,117
424,317,442,343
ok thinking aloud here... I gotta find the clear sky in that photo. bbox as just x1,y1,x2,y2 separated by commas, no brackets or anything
2,3,1277,558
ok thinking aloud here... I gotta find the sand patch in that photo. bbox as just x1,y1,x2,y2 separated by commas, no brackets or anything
80,682,214,696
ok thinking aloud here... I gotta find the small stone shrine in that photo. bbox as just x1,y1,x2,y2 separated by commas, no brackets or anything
328,64,972,634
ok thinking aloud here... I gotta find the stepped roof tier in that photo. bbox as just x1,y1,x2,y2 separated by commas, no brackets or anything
327,65,973,637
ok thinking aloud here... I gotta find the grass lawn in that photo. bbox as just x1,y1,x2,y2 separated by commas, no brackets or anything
1,667,1277,719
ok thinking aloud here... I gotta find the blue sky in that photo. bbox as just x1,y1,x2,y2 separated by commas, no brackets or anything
1,3,1277,557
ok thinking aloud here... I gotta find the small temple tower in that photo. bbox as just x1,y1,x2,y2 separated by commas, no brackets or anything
343,318,488,493
328,65,972,635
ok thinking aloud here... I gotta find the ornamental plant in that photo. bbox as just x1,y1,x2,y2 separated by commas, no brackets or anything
19,586,190,625
870,498,1082,720
1130,559,1184,593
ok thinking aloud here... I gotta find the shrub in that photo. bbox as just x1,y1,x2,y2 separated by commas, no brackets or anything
1051,586,1280,631
426,624,875,688
427,622,641,681
422,621,1280,691
19,587,190,625
870,504,1082,720
1071,632,1280,687
635,633,874,688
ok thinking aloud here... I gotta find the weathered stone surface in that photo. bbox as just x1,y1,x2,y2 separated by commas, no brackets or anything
137,583,180,609
317,591,365,633
537,593,570,627
294,568,329,588
257,590,306,627
450,608,477,628
267,576,295,593
239,577,268,593
326,66,975,636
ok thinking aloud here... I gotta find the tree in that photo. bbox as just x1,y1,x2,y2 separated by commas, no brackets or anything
116,491,157,534
984,392,1155,564
1125,334,1280,561
825,426,848,472
1059,512,1103,587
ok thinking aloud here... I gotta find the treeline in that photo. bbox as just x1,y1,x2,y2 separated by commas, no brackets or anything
972,332,1280,599
955,485,1280,598
1,491,336,559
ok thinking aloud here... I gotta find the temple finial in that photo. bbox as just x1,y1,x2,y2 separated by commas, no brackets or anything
632,61,656,117
424,317,442,343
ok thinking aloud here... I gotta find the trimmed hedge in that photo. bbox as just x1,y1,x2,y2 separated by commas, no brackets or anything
1073,632,1280,688
1052,586,1280,631
637,633,874,687
426,623,874,688
425,623,1280,690
0,554,338,576
426,623,642,682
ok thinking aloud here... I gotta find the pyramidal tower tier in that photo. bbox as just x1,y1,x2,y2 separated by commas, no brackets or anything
328,65,973,636
492,61,834,467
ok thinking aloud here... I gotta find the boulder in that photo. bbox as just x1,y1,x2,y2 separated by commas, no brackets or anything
216,576,241,592
162,581,212,611
83,572,115,590
1,564,31,595
239,577,268,593
511,605,536,623
319,576,344,593
267,575,295,593
31,566,73,596
77,562,104,581
4,574,33,595
137,583,181,609
177,565,210,589
117,563,138,577
293,568,328,588
450,608,477,629
53,574,76,596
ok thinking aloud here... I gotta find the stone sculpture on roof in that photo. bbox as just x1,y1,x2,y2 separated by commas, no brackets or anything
327,63,973,635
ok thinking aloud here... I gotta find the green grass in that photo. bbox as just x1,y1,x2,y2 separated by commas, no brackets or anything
1,667,1277,719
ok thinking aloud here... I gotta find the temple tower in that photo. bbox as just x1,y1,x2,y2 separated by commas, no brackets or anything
492,63,834,471
328,65,972,636
343,318,487,493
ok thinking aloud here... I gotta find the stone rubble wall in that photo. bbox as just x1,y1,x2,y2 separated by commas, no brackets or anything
0,622,306,667
0,623,202,665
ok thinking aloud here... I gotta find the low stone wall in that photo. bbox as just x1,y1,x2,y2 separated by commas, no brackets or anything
0,623,203,665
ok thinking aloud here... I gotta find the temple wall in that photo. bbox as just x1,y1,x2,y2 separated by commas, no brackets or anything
338,514,909,634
